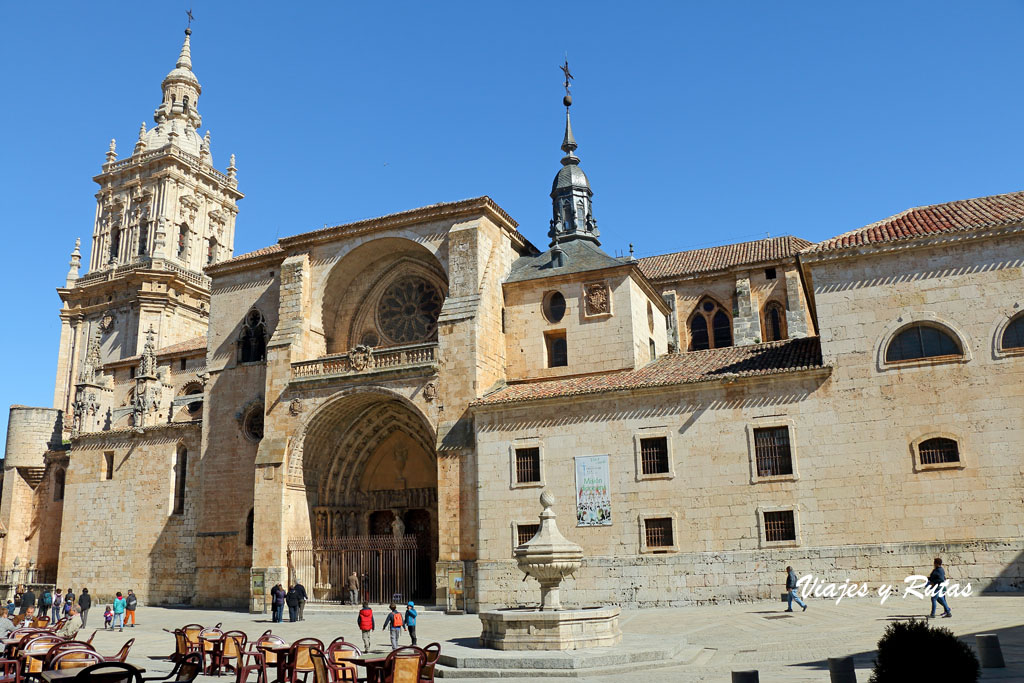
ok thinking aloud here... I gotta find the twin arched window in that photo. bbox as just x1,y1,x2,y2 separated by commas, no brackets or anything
689,298,732,351
239,309,268,363
885,323,962,363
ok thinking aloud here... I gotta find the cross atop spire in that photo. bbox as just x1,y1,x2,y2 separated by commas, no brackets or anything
548,60,599,246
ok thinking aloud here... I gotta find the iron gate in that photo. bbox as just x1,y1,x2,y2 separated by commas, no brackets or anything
287,535,418,605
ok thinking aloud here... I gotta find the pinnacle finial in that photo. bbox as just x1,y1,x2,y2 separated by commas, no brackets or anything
106,139,118,163
177,27,193,70
138,123,146,140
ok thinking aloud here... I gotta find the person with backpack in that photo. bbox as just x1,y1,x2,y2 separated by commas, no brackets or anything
357,602,375,652
51,588,63,623
404,601,418,646
38,588,52,617
124,589,138,627
78,588,91,627
382,602,405,650
64,588,75,617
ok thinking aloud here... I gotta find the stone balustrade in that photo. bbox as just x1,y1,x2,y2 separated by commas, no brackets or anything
292,342,437,381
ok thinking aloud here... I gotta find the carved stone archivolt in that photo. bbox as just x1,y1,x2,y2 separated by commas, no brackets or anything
584,282,611,316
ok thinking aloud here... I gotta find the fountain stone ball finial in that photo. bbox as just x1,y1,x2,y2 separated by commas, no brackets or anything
540,490,555,509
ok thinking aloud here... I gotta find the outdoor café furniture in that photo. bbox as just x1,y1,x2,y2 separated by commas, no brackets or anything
168,632,195,665
59,661,144,683
254,638,287,683
323,641,360,683
43,643,96,669
285,639,322,683
0,658,21,683
198,630,224,675
101,640,134,664
49,652,104,672
21,635,63,675
82,636,95,649
234,646,266,683
179,627,202,654
418,644,440,683
141,653,201,683
30,620,49,630
219,632,248,675
379,648,424,683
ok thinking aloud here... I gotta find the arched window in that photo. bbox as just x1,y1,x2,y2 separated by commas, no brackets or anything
688,298,732,351
138,221,149,256
918,437,960,465
207,237,218,265
177,224,189,258
245,509,254,547
53,468,66,502
239,309,268,363
182,95,190,112
886,324,962,363
184,386,203,418
173,444,187,514
763,302,786,342
109,227,121,263
1003,314,1024,351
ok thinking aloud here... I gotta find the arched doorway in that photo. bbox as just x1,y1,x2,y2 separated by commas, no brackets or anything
289,391,438,604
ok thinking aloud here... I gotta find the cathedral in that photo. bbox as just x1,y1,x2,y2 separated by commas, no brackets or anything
3,28,1023,610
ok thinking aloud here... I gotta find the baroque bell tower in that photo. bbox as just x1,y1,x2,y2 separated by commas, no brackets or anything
52,26,243,427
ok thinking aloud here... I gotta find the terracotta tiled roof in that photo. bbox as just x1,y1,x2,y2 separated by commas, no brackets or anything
215,244,285,267
155,335,207,356
473,337,825,406
807,190,1024,253
638,236,813,281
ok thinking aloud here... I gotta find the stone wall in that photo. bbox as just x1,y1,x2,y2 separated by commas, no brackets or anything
472,539,1024,610
58,424,200,604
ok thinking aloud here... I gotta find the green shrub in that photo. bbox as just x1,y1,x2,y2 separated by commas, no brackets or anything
869,618,979,683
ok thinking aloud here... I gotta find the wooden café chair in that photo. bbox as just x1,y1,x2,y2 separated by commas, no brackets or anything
142,654,202,683
324,640,360,683
50,651,105,671
102,639,135,664
418,643,440,683
286,639,323,683
43,642,96,669
380,647,425,683
253,636,285,674
70,661,143,683
219,632,248,675
20,634,62,675
0,658,21,683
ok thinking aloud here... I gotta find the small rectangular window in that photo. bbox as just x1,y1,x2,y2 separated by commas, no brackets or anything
104,452,115,481
753,427,793,477
649,338,657,361
918,438,960,465
764,267,777,280
516,523,540,547
180,358,187,371
173,446,188,514
763,510,796,542
515,447,541,484
129,367,135,379
545,331,567,368
644,517,674,549
640,437,670,475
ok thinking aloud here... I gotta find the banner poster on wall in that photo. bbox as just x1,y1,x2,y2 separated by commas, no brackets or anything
575,455,612,526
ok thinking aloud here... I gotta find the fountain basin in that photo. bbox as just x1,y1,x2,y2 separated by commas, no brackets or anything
479,605,622,650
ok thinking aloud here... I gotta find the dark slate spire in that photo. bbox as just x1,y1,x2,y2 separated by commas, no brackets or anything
548,60,599,247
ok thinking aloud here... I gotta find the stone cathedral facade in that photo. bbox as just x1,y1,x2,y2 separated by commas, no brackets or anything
3,29,1023,609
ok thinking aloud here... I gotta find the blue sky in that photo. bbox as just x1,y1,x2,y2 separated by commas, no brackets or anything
3,1,1024,439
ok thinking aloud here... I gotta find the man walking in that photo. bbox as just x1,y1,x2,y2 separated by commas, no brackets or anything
347,572,359,605
785,565,807,612
357,602,375,652
78,588,91,628
20,586,35,616
293,581,308,621
125,590,138,627
927,557,952,618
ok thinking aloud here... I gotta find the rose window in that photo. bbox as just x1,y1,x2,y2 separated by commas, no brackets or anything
376,277,443,344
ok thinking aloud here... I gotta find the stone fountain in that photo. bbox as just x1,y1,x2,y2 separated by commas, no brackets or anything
478,490,622,650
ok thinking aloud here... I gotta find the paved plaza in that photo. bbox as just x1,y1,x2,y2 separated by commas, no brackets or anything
81,593,1024,681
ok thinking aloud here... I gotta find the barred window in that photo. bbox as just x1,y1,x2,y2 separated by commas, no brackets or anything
640,437,670,475
546,331,567,368
644,517,674,549
918,438,960,465
763,510,796,543
753,427,793,477
515,447,541,484
516,523,539,547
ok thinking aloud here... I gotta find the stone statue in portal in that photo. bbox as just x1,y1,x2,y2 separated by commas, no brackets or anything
391,510,405,538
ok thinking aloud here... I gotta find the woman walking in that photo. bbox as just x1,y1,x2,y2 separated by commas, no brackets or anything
270,584,285,623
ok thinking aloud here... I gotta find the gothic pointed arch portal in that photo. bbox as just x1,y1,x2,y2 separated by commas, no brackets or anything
292,389,438,603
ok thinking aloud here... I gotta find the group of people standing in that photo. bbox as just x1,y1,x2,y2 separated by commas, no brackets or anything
5,586,140,633
269,582,308,623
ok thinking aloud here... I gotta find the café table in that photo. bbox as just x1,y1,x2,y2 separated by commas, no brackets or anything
346,656,387,683
40,666,146,682
200,635,226,676
263,644,292,683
